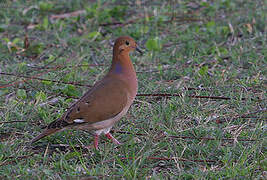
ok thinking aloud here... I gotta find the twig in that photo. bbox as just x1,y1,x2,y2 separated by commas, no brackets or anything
138,93,261,101
103,156,218,164
111,130,146,136
240,109,267,118
100,13,202,27
50,10,86,21
188,95,230,100
28,63,105,70
0,66,61,89
100,19,137,27
167,135,256,142
111,130,256,142
0,154,35,166
0,120,27,124
0,72,92,88
50,143,88,149
136,67,177,73
137,93,231,100
0,63,104,89
215,108,267,124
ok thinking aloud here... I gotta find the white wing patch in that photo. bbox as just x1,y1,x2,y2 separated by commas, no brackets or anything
74,119,85,123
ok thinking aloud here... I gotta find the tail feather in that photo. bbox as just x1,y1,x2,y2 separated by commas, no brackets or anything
31,128,60,144
31,117,74,144
31,115,78,144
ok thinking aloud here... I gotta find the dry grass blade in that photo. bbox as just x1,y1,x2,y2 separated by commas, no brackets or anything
0,120,27,124
103,156,219,164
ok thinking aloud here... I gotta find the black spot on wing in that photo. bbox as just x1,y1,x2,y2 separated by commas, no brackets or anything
48,119,70,129
49,93,91,129
47,118,87,129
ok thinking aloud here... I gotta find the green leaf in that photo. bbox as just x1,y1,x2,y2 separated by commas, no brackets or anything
39,2,53,11
86,6,97,19
63,71,75,82
206,21,216,33
17,89,27,99
218,47,229,56
68,36,81,45
18,62,27,72
62,85,80,97
157,65,163,76
141,26,149,34
65,151,80,160
25,43,44,56
47,54,55,63
0,89,8,96
42,16,49,29
12,38,22,45
35,91,47,102
109,6,127,20
0,154,4,161
42,80,52,85
65,98,73,104
97,9,111,23
37,106,49,120
2,37,10,43
145,37,162,51
220,26,230,35
81,62,89,71
198,65,209,76
207,21,215,27
87,31,101,40
0,24,7,32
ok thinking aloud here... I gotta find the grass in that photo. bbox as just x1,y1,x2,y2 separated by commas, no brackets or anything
0,0,266,179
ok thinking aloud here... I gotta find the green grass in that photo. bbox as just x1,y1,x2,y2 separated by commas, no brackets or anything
0,0,266,179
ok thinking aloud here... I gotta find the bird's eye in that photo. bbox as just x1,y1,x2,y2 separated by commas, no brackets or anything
125,41,130,46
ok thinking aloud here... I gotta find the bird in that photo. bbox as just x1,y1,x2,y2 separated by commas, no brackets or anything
31,36,142,149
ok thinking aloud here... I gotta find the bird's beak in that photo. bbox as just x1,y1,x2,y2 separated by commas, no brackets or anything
135,45,143,55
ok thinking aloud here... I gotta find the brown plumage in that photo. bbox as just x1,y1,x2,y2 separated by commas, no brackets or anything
31,36,141,149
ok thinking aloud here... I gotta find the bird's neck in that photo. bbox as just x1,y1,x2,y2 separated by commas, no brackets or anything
109,52,138,95
110,52,135,76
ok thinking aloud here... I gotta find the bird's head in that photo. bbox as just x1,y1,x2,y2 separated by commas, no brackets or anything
113,36,142,55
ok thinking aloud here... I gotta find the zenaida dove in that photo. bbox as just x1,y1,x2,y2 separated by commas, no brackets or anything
31,36,141,149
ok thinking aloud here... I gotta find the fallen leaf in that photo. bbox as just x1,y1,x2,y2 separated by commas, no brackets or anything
245,23,253,34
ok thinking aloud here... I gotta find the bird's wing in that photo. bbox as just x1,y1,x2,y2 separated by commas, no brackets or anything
48,77,129,129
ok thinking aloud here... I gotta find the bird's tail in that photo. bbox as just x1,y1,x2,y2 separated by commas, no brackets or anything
31,128,60,144
31,116,72,144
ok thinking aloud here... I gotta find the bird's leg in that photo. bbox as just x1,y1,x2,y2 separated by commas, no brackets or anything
105,133,121,145
94,134,99,149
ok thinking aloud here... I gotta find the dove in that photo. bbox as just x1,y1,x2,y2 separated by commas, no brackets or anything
31,36,142,149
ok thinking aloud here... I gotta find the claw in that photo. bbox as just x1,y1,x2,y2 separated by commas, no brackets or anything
105,133,121,145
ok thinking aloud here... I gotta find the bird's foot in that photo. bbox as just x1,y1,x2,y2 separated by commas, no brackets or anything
92,133,121,150
105,133,121,145
93,134,99,150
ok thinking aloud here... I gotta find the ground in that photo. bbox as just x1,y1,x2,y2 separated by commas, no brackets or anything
0,0,266,179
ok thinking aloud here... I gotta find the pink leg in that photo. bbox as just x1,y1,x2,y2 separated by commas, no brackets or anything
105,133,121,145
94,134,99,150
